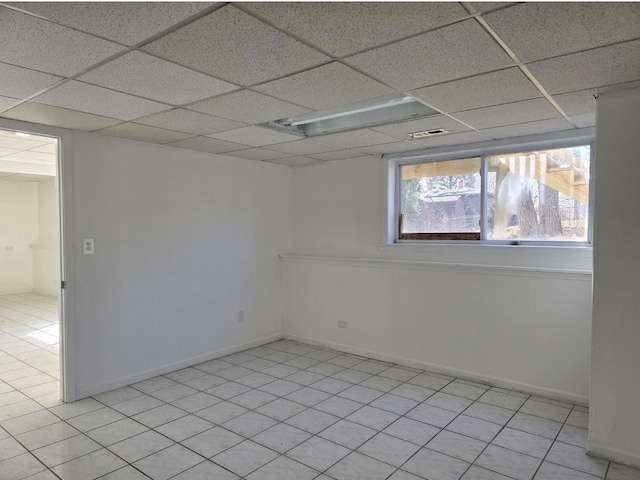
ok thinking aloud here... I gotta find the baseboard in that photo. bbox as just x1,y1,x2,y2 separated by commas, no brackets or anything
74,332,284,400
587,441,640,469
284,333,589,406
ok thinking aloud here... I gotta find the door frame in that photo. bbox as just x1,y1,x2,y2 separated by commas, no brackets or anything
0,118,75,402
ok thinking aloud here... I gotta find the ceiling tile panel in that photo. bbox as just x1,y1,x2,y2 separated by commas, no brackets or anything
480,118,575,139
1,102,121,131
313,129,398,149
208,126,302,147
134,109,245,136
308,149,369,161
166,136,247,155
79,52,238,105
187,90,309,124
265,139,340,156
468,3,517,13
242,2,468,56
31,144,58,154
345,20,513,91
484,2,640,63
0,147,21,157
95,123,194,144
357,141,423,156
254,62,395,110
410,131,493,149
571,113,596,129
142,5,329,86
0,96,20,113
33,81,171,121
268,156,321,166
224,148,292,161
410,68,541,113
373,115,470,140
0,7,123,76
0,63,62,99
526,40,640,95
6,151,55,162
452,98,561,130
552,81,640,116
7,2,214,46
0,136,48,150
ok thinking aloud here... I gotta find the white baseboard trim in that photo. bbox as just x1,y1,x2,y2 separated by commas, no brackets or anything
74,332,284,400
285,333,589,406
587,441,640,469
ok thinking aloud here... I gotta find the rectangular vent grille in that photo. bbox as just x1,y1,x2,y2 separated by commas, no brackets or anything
409,129,448,139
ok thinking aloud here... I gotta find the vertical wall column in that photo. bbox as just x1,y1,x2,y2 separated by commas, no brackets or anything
590,88,640,467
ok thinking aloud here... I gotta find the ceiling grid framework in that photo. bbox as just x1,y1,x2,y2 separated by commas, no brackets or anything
0,2,638,167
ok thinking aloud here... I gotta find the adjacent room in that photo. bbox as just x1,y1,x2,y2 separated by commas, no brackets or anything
0,2,639,480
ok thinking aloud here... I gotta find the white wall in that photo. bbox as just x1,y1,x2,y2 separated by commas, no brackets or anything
68,132,290,399
0,179,39,294
589,88,640,467
32,177,59,297
285,156,593,403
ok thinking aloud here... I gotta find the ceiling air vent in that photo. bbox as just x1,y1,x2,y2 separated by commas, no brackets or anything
408,129,448,139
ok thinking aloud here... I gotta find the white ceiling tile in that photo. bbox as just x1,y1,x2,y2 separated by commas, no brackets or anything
267,156,320,166
484,3,640,63
134,109,245,135
31,143,58,154
33,81,171,120
571,113,596,129
372,115,470,140
526,40,640,95
7,151,55,162
345,20,513,90
468,3,517,13
224,148,292,161
0,7,123,76
313,129,398,149
187,90,309,124
358,141,423,156
241,2,468,56
410,68,541,113
480,118,575,139
410,131,493,149
0,63,62,99
0,96,20,112
0,135,47,150
0,173,52,182
453,98,561,130
166,136,247,154
95,123,194,144
142,5,329,86
254,62,395,111
208,126,302,147
265,139,340,156
308,149,368,161
79,52,238,105
1,102,121,131
8,2,214,46
552,80,640,116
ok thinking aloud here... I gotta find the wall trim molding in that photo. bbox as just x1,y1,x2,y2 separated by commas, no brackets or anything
284,333,589,406
280,254,592,281
74,332,284,400
587,441,640,470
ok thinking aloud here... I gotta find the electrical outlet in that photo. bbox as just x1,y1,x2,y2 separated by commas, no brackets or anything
82,238,95,255
237,310,244,323
338,321,348,328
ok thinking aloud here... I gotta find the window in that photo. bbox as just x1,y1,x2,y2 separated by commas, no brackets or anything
396,144,591,243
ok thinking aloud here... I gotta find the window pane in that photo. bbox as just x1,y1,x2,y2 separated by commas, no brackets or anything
400,157,481,234
486,146,590,241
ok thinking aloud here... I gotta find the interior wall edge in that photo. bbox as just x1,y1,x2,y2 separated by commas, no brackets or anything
586,441,640,471
284,333,589,407
73,332,285,400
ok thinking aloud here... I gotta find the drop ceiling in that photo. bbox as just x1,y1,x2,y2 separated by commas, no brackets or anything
0,2,638,167
0,129,57,182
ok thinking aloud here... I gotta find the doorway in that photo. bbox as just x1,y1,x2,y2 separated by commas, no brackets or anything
0,127,64,407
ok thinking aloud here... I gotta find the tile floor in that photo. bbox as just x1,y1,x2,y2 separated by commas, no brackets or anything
1,295,640,479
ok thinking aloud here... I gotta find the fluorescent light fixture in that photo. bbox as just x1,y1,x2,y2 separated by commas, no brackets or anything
409,129,448,139
14,132,31,137
271,94,438,137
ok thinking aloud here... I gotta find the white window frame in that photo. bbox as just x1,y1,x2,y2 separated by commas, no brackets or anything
385,129,595,247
